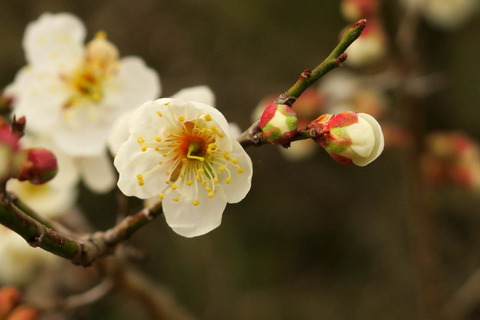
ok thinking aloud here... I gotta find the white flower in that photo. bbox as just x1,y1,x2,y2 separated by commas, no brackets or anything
9,13,160,157
114,98,253,237
0,227,58,285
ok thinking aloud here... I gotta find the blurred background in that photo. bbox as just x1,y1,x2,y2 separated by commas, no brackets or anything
1,0,480,319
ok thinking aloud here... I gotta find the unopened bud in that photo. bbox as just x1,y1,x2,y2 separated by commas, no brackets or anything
259,104,298,145
0,119,21,181
6,306,39,320
310,111,384,166
0,286,21,317
14,148,58,184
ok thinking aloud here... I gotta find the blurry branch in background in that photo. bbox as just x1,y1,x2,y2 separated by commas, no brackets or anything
0,19,366,265
443,268,480,320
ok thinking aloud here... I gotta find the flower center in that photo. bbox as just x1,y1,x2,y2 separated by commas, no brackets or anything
62,32,119,109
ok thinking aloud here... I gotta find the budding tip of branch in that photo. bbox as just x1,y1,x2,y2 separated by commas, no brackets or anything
353,18,367,30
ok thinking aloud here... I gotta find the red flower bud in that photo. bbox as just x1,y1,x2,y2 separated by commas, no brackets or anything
14,148,58,185
0,286,22,317
260,104,298,145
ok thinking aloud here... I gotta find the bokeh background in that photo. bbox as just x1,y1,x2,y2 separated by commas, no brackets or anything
1,0,480,319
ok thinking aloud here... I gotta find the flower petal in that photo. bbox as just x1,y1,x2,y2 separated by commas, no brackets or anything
162,187,227,237
221,140,253,203
103,56,161,114
23,13,85,73
353,113,384,166
115,136,170,199
80,153,116,194
171,85,215,106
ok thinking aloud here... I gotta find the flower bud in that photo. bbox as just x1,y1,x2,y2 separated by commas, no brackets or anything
0,286,21,317
6,306,39,320
310,111,384,166
13,148,58,184
259,104,298,145
0,119,21,181
341,0,379,21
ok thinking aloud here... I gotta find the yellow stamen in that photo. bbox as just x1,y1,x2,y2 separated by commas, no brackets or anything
173,197,180,202
192,199,200,206
155,136,162,142
232,158,238,164
213,178,219,184
171,184,177,190
156,111,163,117
225,177,231,184
137,137,145,143
178,115,185,121
197,168,205,174
204,114,212,121
158,193,164,199
236,167,244,174
141,145,147,152
208,192,214,198
187,180,193,186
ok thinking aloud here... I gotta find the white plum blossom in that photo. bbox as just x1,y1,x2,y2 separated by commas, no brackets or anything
114,98,253,237
9,12,160,157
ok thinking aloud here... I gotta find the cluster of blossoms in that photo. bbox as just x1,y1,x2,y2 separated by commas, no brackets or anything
422,132,480,189
6,12,160,195
0,286,38,320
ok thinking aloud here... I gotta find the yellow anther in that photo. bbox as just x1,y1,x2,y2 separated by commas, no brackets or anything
206,187,212,192
178,115,185,121
201,180,206,185
208,143,217,149
137,180,144,186
195,175,201,181
171,184,178,190
136,174,143,180
162,152,168,157
165,180,170,184
187,180,193,186
197,168,205,174
156,111,163,117
232,158,238,164
158,193,164,199
165,102,170,106
208,192,215,198
173,197,180,202
155,146,160,151
137,137,145,143
210,125,217,132
218,166,225,172
141,145,147,152
236,167,244,174
158,161,163,164
217,132,225,138
192,199,200,206
204,114,212,121
213,177,219,184
225,177,231,184
223,152,231,160
155,136,162,142
179,173,185,178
